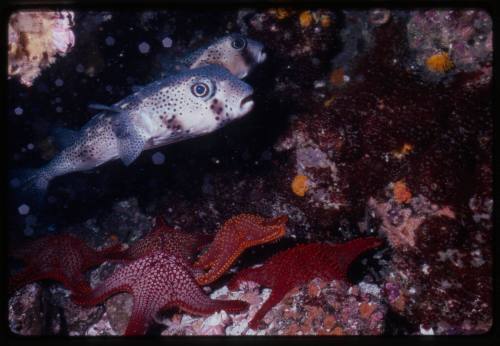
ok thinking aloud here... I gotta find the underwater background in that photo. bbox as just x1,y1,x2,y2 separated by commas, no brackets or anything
7,8,492,336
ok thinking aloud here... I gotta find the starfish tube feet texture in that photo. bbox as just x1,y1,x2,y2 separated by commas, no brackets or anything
228,237,383,329
73,251,248,335
194,214,288,286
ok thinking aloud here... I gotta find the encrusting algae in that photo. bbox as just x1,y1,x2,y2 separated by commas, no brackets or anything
273,8,290,20
393,180,412,204
291,175,309,197
299,11,313,28
425,52,454,73
392,143,413,160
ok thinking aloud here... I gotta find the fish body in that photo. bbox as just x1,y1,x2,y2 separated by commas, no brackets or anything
16,65,254,196
178,33,266,79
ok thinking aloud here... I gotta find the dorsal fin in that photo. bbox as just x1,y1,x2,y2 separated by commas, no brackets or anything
88,103,122,113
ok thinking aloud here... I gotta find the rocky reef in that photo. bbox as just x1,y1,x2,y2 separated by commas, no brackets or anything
7,8,492,336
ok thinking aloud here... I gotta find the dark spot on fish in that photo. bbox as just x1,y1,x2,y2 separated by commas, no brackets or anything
79,147,94,161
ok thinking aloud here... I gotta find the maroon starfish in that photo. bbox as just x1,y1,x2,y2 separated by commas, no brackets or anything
116,216,212,263
9,234,124,296
228,237,383,329
73,251,249,335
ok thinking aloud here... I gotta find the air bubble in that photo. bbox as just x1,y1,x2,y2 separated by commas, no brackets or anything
18,204,30,215
162,37,173,48
138,42,150,54
152,152,165,165
105,36,115,46
14,107,24,115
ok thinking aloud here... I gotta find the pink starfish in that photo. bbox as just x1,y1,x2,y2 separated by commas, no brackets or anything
73,251,248,335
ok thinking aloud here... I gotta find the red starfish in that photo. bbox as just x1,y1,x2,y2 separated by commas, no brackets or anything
116,216,212,263
9,234,124,296
73,251,249,335
193,214,288,286
227,237,383,329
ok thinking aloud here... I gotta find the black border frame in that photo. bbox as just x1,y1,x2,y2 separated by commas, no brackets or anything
1,1,498,346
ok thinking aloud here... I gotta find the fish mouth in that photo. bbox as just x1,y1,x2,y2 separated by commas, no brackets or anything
240,94,254,113
238,70,248,79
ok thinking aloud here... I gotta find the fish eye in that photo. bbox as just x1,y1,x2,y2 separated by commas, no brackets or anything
231,37,247,50
191,82,209,97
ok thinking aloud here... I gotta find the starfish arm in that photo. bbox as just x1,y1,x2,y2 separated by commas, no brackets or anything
173,273,248,315
124,300,154,336
194,234,214,252
9,266,39,293
66,272,93,296
175,297,248,316
191,267,206,279
339,237,382,268
261,215,289,227
248,283,288,330
195,248,242,286
95,242,127,263
193,248,217,269
72,268,132,306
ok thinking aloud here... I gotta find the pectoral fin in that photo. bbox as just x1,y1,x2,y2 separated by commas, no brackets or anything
111,114,147,166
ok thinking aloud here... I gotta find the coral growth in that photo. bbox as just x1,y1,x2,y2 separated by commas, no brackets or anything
8,11,75,86
425,52,454,73
291,174,309,197
368,190,455,250
407,9,492,83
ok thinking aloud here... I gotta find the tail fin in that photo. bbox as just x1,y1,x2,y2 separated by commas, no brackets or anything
10,168,52,205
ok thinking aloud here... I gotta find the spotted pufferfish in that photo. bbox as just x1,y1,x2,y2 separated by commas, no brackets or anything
178,33,267,78
13,34,265,198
